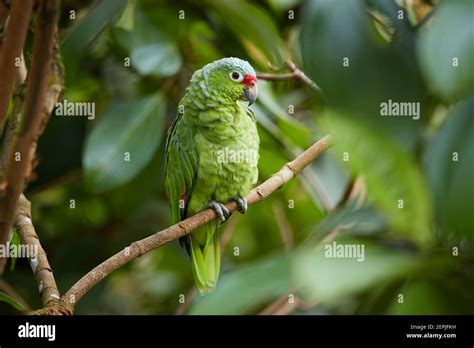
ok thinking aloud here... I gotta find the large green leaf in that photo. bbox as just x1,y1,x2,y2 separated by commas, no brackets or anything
83,94,166,192
324,113,432,245
0,291,24,311
207,0,285,67
189,241,417,314
189,254,291,314
417,0,474,100
61,0,129,80
387,280,474,315
294,241,417,304
130,43,181,77
113,10,182,77
424,97,474,241
300,0,426,148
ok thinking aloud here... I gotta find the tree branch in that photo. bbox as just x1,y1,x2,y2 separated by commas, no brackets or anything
0,0,62,274
1,50,27,177
257,72,297,81
60,135,333,313
0,1,9,43
257,60,322,93
14,194,62,310
0,0,33,128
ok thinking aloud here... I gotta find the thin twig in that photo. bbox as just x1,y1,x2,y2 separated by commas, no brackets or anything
337,176,367,210
15,194,61,309
319,222,357,246
259,293,293,315
259,279,321,315
346,176,366,209
259,293,300,315
414,3,435,30
286,60,322,93
256,72,296,81
259,291,317,315
257,59,322,93
272,201,293,251
174,287,197,316
367,9,393,36
60,135,333,313
0,0,62,275
220,213,241,251
300,169,333,212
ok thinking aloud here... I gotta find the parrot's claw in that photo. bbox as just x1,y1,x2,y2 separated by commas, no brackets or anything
208,200,230,222
235,197,248,214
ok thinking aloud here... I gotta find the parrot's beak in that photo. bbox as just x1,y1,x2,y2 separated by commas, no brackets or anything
242,75,258,106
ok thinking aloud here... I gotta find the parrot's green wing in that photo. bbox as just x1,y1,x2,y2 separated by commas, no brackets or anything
165,109,220,293
164,110,199,224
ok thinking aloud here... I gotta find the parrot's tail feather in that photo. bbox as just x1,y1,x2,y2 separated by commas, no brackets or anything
188,221,220,294
189,235,208,289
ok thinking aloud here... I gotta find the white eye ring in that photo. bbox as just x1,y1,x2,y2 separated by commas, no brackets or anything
229,71,244,82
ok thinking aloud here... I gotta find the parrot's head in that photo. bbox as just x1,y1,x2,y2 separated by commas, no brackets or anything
203,57,258,106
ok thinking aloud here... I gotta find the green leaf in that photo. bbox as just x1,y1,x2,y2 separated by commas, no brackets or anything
307,152,350,210
186,21,221,64
324,113,432,245
130,43,181,77
115,0,136,31
294,242,417,304
62,0,129,79
417,0,474,100
300,0,425,148
207,0,285,67
0,291,24,311
189,254,291,314
308,200,387,243
268,0,302,12
387,280,474,315
424,97,474,241
257,81,312,148
114,11,182,77
62,0,129,49
83,94,166,192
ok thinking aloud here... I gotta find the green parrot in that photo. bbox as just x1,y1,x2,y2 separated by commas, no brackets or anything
165,57,259,294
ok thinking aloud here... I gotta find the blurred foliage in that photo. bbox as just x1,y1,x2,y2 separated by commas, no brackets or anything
83,93,166,191
417,0,474,100
1,0,473,315
0,291,24,312
324,113,432,245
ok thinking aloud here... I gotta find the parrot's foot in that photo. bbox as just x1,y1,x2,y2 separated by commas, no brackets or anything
234,197,248,214
208,200,230,222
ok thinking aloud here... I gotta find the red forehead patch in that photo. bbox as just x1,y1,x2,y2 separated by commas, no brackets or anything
243,74,257,85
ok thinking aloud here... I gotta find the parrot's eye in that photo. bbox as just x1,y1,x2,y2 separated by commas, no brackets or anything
229,71,244,82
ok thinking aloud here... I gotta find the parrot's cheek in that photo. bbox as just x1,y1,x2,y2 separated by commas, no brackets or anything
242,85,258,106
